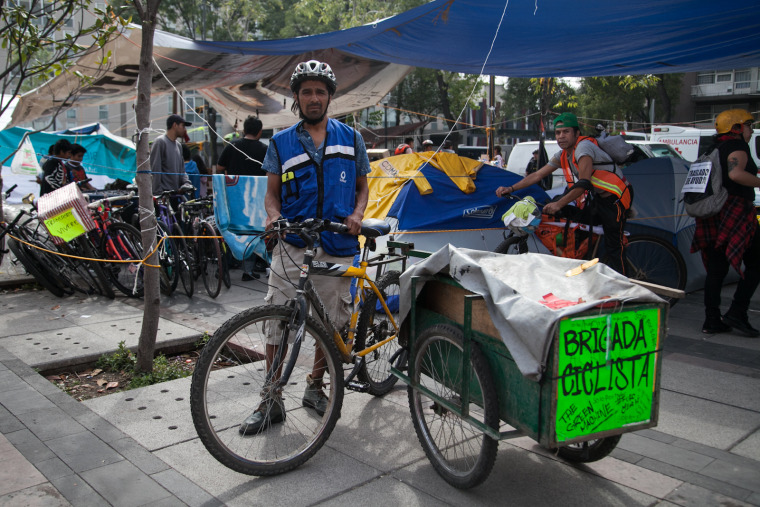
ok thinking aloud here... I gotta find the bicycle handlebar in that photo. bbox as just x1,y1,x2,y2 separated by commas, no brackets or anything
87,191,137,209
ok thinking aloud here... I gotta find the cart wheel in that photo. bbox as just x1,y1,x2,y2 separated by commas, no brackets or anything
555,435,621,463
408,324,499,489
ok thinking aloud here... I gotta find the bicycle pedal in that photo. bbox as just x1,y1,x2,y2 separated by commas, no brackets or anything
345,381,370,393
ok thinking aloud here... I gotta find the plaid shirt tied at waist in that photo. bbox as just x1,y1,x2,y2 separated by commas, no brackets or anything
691,194,758,276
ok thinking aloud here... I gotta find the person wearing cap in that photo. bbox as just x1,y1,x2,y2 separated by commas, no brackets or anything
150,114,192,194
238,59,370,435
691,109,760,337
422,139,435,152
441,140,455,153
496,112,632,275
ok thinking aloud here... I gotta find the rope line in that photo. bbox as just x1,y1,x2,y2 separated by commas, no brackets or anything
8,232,225,269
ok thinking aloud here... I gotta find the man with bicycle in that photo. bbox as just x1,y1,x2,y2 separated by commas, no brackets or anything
239,60,370,435
495,113,631,274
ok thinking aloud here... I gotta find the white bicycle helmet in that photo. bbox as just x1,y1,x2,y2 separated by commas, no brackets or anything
290,60,337,94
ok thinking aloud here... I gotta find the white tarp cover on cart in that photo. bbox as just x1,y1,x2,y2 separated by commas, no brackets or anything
399,245,664,381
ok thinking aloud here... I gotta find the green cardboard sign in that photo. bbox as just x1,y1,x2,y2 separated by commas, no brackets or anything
44,208,86,242
555,307,660,442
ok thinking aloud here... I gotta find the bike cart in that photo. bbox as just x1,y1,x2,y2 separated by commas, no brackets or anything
392,248,668,489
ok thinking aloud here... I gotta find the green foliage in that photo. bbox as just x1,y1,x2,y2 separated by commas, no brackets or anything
391,68,484,129
96,341,192,390
0,0,129,118
195,331,211,348
128,354,192,389
576,74,682,129
96,341,136,372
499,77,577,132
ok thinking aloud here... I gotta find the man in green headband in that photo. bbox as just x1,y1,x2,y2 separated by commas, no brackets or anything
495,112,632,274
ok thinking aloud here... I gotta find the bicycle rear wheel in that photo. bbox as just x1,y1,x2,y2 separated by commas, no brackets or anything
355,270,407,396
199,222,223,298
408,324,499,489
190,305,343,476
617,234,686,307
100,222,145,298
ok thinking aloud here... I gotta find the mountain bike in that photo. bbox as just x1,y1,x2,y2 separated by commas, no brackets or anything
190,217,408,475
495,196,687,306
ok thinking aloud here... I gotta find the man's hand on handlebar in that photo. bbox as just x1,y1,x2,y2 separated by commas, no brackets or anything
343,211,363,236
495,185,514,198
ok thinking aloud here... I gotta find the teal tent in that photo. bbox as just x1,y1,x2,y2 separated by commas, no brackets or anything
0,124,136,182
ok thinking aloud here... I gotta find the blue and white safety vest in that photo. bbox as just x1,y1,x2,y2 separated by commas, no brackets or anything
271,119,359,256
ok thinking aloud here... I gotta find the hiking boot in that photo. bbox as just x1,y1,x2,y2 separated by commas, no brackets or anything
722,312,760,338
239,395,285,435
302,374,328,416
702,318,731,334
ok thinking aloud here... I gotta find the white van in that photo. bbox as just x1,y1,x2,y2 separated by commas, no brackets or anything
650,125,760,166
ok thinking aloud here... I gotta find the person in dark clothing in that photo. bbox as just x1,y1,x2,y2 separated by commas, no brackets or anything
216,116,267,176
66,144,95,191
40,139,73,196
691,109,760,337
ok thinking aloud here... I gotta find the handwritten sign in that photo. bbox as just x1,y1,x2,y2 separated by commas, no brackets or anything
681,161,712,193
43,208,87,242
555,307,661,442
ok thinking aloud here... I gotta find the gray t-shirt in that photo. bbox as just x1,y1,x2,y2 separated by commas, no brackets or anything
150,134,190,194
549,139,618,190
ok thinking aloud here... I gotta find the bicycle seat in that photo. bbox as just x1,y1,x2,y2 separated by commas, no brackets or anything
360,219,391,238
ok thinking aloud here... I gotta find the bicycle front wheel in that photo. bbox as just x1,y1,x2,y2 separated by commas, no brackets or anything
356,270,406,396
190,305,344,476
619,234,686,307
199,222,222,298
494,234,528,255
408,324,499,489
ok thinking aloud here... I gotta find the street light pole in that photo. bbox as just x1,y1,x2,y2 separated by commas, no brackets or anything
383,101,388,149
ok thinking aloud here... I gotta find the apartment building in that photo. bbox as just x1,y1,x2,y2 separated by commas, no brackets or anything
673,68,760,127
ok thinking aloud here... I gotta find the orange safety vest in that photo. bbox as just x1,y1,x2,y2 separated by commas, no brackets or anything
559,136,632,209
394,144,412,155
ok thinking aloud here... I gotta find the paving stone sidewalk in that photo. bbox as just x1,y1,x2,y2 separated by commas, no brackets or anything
1,271,759,506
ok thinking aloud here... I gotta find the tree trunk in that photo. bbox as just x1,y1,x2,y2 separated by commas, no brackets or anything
435,71,457,132
133,0,162,374
655,74,672,123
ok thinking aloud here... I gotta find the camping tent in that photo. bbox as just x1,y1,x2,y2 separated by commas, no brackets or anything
624,157,719,291
9,0,760,128
365,152,549,253
0,123,136,202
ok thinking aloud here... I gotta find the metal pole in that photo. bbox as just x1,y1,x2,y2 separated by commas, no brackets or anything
488,76,495,160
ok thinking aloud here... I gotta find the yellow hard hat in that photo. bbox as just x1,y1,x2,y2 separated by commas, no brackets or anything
715,109,754,134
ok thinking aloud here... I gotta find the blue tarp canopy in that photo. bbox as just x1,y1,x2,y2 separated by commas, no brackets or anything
12,0,760,129
201,0,760,77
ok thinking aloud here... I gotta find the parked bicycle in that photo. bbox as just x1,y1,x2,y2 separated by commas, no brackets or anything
153,186,194,296
190,217,408,475
495,196,687,305
87,192,145,297
180,196,224,298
